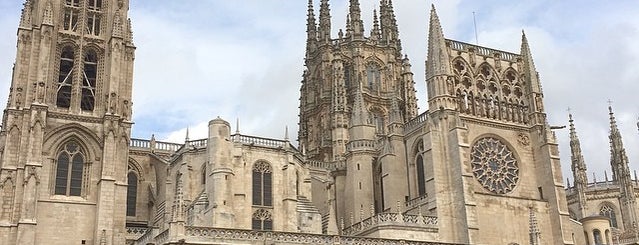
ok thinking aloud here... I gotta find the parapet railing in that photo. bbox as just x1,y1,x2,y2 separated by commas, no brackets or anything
306,160,347,171
231,134,290,148
447,39,519,62
184,226,453,245
404,111,429,134
129,138,183,152
342,212,438,236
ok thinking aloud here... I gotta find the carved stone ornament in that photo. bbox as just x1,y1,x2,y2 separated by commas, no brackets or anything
470,137,519,194
517,133,530,146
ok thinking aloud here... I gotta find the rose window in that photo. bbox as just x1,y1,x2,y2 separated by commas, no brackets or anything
470,137,519,194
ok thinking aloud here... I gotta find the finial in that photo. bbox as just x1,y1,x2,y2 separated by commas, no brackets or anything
605,170,609,182
185,126,190,143
284,125,289,141
235,118,240,134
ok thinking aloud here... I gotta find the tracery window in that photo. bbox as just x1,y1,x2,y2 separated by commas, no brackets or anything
252,161,272,206
54,141,85,196
81,50,98,111
366,64,381,90
600,205,617,228
87,0,102,10
57,46,74,108
344,63,353,88
63,0,80,32
470,137,519,194
126,172,138,216
252,209,273,230
86,13,101,36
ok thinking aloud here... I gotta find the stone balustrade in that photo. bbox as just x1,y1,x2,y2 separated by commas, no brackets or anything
447,39,518,62
342,212,438,236
404,111,429,134
183,226,454,245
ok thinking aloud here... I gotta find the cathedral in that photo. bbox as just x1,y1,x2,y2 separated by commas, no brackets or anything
0,0,636,245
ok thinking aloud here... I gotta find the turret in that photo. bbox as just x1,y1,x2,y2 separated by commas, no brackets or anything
569,113,588,219
206,117,235,227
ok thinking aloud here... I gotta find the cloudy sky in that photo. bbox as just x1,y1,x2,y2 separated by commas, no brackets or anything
0,0,638,185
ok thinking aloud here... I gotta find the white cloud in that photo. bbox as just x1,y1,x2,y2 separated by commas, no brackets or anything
0,1,638,186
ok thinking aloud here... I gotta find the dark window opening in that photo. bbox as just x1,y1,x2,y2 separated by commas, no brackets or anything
81,50,97,111
57,47,74,108
126,172,138,216
252,162,272,206
87,0,102,10
416,155,426,196
86,14,101,36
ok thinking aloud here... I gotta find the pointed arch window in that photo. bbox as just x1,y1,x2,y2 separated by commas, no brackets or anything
344,63,353,88
252,209,273,230
252,161,272,206
54,141,85,196
81,50,98,111
415,140,426,197
57,46,75,108
126,172,138,216
366,64,381,91
600,205,617,228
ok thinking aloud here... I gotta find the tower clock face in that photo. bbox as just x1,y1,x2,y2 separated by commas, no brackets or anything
470,137,519,194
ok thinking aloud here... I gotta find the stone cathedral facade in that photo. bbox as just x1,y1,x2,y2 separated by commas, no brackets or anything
0,0,637,245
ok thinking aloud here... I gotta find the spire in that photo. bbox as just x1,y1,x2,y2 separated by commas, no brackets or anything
348,0,364,38
19,0,32,28
370,10,381,41
185,127,190,143
608,105,638,229
521,31,543,97
380,0,399,44
569,113,588,186
42,0,54,26
318,0,331,42
306,0,318,51
426,5,450,79
351,89,368,126
609,105,630,181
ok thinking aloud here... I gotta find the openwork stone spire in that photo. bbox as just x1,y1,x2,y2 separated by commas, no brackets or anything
348,0,364,38
318,0,331,42
306,0,318,53
608,105,638,229
19,0,32,28
569,113,588,218
370,10,381,40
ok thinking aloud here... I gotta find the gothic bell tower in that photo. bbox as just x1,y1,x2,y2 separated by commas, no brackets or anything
0,0,135,244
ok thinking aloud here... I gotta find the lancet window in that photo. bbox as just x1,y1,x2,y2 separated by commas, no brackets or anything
366,63,381,91
56,46,75,108
81,50,98,111
54,141,86,196
126,171,138,216
63,0,80,32
252,161,272,206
